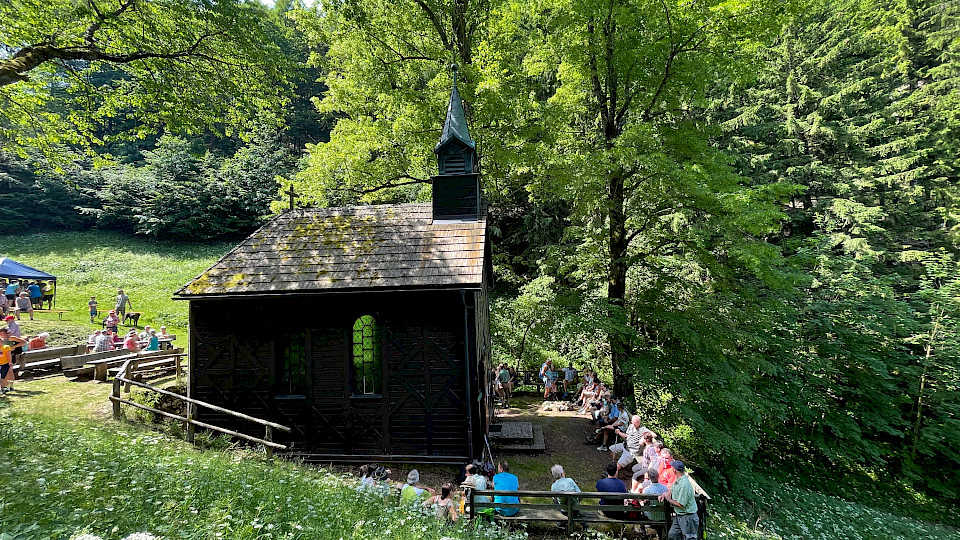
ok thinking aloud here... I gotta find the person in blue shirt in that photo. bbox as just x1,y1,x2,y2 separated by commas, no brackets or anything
596,461,628,518
492,460,520,516
27,282,42,309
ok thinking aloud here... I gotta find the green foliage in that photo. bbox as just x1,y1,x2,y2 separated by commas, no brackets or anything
0,0,294,160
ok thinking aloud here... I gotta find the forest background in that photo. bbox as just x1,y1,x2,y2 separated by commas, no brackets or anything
2,0,959,529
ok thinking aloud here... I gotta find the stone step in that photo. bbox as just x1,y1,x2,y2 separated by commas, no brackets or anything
492,425,545,453
489,421,533,442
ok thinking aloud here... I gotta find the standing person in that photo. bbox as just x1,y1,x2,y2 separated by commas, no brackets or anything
1,326,26,394
41,281,54,309
659,461,699,540
497,364,512,407
88,296,99,323
561,363,578,399
27,281,42,309
596,461,628,518
115,289,132,320
4,280,19,305
15,292,33,320
539,359,557,399
492,460,520,516
4,315,21,337
0,290,8,317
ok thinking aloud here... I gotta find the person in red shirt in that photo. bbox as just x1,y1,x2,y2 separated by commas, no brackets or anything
658,448,678,487
122,329,141,352
28,332,49,350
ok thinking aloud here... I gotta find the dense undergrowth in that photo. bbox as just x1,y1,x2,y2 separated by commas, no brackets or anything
0,411,522,540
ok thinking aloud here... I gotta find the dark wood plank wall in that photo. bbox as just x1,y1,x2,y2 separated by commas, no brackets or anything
189,290,476,458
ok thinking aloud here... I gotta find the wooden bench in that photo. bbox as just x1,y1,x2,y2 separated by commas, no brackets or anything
16,344,85,374
469,488,708,536
32,309,70,320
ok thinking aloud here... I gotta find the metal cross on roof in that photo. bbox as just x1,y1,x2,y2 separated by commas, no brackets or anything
285,184,299,211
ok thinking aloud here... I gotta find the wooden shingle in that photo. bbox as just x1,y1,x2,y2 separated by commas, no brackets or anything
175,203,487,297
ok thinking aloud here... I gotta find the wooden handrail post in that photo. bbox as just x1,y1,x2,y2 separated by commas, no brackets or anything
469,486,475,521
565,494,574,534
185,402,196,443
123,361,133,393
112,376,122,420
265,426,274,459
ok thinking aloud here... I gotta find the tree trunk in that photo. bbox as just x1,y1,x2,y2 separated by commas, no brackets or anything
608,171,633,404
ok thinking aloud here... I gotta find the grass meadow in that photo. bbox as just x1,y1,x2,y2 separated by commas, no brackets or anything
1,231,235,343
2,231,958,539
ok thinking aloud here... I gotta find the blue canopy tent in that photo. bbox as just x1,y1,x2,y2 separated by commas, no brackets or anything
0,258,57,307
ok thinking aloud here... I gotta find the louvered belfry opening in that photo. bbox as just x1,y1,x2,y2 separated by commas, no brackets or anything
433,65,480,221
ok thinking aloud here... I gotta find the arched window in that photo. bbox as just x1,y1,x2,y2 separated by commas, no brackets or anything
352,315,382,395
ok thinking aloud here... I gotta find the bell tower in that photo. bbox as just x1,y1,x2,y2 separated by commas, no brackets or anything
432,65,480,221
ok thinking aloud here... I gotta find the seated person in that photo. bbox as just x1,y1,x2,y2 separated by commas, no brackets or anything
15,292,33,321
560,363,578,398
123,329,141,351
657,448,678,488
28,332,49,350
608,415,645,473
424,482,459,522
596,461,628,519
549,464,581,516
399,470,436,505
598,398,631,449
640,469,669,521
139,325,153,341
492,460,520,516
144,330,160,351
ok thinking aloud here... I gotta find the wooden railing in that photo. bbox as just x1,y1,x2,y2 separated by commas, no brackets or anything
109,359,291,456
467,488,709,536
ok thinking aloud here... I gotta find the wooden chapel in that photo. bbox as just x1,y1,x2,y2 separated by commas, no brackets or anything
174,73,492,463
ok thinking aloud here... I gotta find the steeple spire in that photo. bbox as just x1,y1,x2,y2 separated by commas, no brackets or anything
436,64,475,152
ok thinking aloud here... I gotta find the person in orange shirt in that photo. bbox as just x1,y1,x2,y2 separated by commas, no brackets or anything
1,326,27,394
657,448,678,488
28,332,49,350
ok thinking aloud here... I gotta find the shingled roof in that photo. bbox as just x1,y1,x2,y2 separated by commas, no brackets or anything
175,203,487,297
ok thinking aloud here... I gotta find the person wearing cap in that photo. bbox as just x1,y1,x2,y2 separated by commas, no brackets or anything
103,310,119,334
659,460,698,540
3,315,20,337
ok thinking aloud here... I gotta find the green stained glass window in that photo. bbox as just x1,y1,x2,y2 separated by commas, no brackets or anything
352,315,381,395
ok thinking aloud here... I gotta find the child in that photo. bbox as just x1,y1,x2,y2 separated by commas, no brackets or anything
1,326,27,394
88,296,98,323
